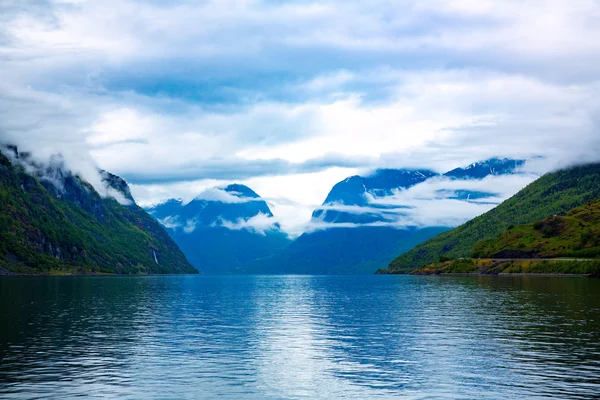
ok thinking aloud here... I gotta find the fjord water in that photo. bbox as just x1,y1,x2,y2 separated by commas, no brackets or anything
1,276,599,399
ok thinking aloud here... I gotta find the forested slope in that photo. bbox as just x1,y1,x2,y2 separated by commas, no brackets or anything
386,163,600,273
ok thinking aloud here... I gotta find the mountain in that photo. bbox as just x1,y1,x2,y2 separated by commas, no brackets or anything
248,162,499,274
438,158,527,201
386,162,600,273
0,146,196,275
409,200,600,276
323,169,439,205
146,184,291,275
444,158,525,179
312,169,439,224
247,226,449,275
260,169,445,274
262,158,531,274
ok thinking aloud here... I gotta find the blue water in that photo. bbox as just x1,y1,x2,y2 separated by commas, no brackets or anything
1,275,600,399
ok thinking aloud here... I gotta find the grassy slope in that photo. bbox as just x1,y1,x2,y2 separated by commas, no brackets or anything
472,200,600,259
388,163,600,273
408,200,600,276
0,152,196,275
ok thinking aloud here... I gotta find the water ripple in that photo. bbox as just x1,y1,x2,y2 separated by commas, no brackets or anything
0,275,599,399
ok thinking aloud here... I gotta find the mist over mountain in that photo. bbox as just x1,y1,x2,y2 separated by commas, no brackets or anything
444,158,525,180
310,158,528,230
0,145,195,274
243,158,530,274
386,162,600,274
0,142,540,276
146,184,290,275
312,169,438,225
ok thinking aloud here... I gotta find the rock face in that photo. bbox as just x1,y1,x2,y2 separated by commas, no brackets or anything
146,184,291,275
0,147,196,275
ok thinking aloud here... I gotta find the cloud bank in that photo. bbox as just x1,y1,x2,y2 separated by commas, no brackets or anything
307,173,540,232
2,0,600,233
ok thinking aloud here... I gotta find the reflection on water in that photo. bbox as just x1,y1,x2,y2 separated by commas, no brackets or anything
1,275,599,399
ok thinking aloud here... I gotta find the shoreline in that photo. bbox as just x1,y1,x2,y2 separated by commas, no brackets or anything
1,269,595,278
0,271,200,277
409,272,593,277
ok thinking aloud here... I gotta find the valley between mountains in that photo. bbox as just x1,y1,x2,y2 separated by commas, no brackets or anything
2,144,599,276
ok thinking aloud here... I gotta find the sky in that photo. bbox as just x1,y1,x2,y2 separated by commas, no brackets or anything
2,0,600,236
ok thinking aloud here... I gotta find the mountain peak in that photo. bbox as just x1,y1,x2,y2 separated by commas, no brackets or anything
222,184,261,199
147,183,274,230
99,170,135,204
445,158,525,179
323,168,438,206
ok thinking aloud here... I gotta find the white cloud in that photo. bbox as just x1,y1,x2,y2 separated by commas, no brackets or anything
157,216,183,230
3,0,600,235
130,179,226,208
242,167,360,236
365,174,540,228
218,213,280,236
299,173,539,232
194,187,257,203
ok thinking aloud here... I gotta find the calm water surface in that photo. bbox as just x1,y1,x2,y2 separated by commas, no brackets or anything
0,275,599,399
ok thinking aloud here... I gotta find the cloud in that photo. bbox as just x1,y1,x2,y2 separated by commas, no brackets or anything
157,215,183,230
313,203,410,221
194,187,257,203
0,142,133,205
3,0,600,234
161,209,281,236
217,213,280,236
301,173,540,232
366,174,539,227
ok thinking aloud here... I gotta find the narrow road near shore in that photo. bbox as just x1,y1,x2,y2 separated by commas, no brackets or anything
475,258,596,262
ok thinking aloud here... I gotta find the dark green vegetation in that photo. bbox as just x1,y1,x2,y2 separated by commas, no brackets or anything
387,163,600,273
472,200,600,259
0,149,196,275
409,259,600,276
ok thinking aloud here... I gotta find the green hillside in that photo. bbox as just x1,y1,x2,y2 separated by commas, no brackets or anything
386,163,600,273
0,149,196,275
472,200,600,259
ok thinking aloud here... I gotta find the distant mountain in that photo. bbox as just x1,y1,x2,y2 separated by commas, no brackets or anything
386,163,600,273
247,226,449,275
323,169,439,205
256,158,533,274
444,158,525,179
0,146,196,275
313,169,438,224
146,184,291,275
440,158,526,201
297,169,445,274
